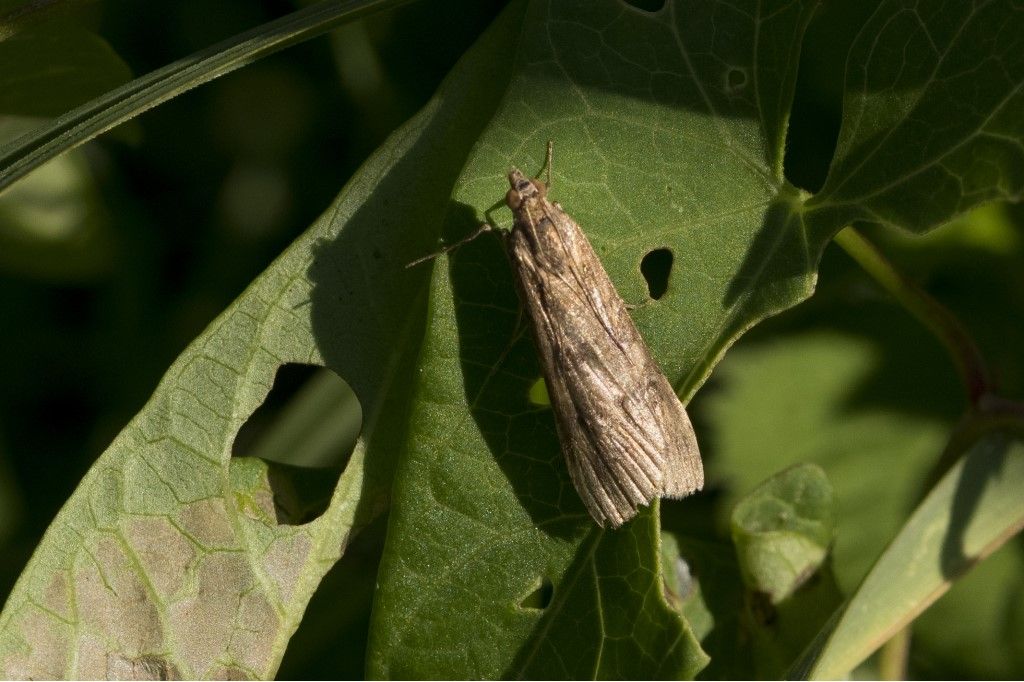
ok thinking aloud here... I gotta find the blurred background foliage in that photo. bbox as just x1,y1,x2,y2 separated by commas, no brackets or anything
1,0,1022,678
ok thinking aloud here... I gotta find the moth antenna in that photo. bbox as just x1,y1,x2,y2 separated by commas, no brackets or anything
537,140,554,189
406,223,495,268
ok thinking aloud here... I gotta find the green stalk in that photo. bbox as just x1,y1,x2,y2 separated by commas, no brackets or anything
877,627,910,680
834,226,992,403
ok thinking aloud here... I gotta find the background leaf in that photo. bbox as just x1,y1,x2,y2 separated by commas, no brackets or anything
730,463,835,603
698,232,1024,677
0,26,131,117
803,432,1024,679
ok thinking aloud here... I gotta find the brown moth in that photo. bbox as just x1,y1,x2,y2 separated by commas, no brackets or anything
411,146,704,527
501,151,704,528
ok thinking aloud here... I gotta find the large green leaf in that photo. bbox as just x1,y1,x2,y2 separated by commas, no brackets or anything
0,3,519,676
367,0,821,677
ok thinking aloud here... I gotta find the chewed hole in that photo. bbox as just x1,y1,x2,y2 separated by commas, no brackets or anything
232,363,362,525
519,577,554,610
622,0,666,11
640,248,673,300
726,66,749,92
528,377,550,406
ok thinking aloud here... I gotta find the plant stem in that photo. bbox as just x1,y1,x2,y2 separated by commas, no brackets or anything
834,226,992,404
877,626,910,680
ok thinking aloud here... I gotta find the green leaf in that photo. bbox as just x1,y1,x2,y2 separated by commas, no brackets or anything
367,0,820,677
701,299,1024,678
731,463,835,603
807,0,1024,232
0,0,516,676
693,465,844,679
801,433,1024,679
704,323,960,593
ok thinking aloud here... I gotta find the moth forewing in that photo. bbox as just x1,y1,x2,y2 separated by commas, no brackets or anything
504,168,704,528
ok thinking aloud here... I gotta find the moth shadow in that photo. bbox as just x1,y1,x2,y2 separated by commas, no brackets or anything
446,201,590,539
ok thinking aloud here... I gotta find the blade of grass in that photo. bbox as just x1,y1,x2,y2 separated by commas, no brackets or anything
0,0,413,194
792,433,1024,679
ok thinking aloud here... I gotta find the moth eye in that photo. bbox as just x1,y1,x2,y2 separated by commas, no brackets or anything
640,247,673,300
505,188,521,209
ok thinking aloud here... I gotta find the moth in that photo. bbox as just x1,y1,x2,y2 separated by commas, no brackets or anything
503,153,703,528
413,145,704,527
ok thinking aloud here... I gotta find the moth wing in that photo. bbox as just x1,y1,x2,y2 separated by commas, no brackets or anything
644,375,703,497
549,322,694,528
565,366,659,524
508,194,703,527
542,365,645,527
554,259,702,522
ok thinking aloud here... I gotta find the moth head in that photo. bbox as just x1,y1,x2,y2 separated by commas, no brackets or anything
506,167,548,209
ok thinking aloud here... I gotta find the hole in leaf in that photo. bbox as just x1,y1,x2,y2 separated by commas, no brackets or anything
232,363,362,525
622,0,665,11
640,248,673,299
725,66,749,92
528,376,550,406
519,577,554,610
